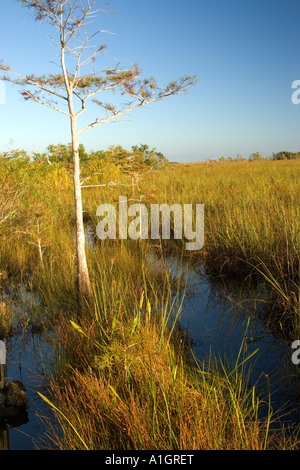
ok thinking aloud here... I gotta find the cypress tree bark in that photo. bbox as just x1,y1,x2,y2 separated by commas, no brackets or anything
70,115,93,303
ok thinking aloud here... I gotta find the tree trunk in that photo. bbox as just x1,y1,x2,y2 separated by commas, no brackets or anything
70,115,93,304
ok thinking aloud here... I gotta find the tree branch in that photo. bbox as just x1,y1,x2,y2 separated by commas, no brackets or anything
77,80,194,134
0,65,68,102
21,90,71,116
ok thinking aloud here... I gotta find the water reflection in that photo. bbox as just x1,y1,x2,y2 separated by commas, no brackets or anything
149,254,300,424
0,283,57,450
0,371,29,450
0,333,56,450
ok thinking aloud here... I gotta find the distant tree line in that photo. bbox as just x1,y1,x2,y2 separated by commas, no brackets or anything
0,143,169,170
271,151,300,160
1,146,299,166
216,150,300,163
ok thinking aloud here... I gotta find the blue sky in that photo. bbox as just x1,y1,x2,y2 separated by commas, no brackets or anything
0,0,300,162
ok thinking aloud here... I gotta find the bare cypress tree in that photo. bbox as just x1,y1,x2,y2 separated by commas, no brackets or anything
0,0,196,304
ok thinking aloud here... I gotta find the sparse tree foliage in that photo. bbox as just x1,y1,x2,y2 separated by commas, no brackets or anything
0,0,196,304
248,151,263,162
272,151,300,160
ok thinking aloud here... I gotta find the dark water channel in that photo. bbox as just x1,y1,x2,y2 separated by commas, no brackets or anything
1,334,56,450
1,254,300,449
151,255,300,426
0,286,57,450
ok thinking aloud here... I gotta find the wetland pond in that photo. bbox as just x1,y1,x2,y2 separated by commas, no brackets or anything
1,255,300,449
0,286,57,450
157,256,300,421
